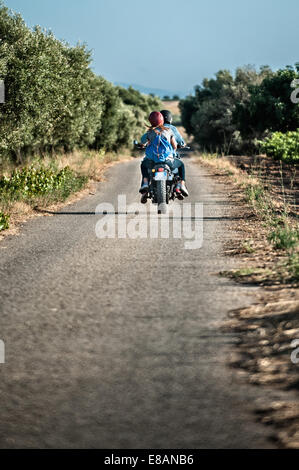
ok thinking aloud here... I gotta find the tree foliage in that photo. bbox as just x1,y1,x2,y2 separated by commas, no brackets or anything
235,66,299,137
259,130,299,163
0,3,160,161
180,64,299,155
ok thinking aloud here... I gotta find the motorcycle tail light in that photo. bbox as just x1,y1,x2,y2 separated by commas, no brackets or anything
157,168,164,172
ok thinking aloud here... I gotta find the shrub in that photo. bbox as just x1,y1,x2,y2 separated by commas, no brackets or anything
0,165,87,200
117,86,161,116
259,130,299,163
180,64,299,155
236,67,299,138
0,3,154,160
0,210,9,231
0,3,103,159
268,223,299,250
245,182,265,204
285,252,299,281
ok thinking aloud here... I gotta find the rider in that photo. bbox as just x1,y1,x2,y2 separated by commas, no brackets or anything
160,109,186,148
139,111,189,197
160,109,188,196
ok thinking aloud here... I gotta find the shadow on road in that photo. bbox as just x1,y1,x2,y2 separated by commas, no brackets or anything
36,208,243,221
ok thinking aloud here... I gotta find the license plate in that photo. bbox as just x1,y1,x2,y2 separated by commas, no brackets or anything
154,171,167,181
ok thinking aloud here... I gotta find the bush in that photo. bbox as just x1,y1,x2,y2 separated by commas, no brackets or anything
117,86,161,116
0,3,103,159
0,210,9,231
180,64,299,155
0,165,87,200
0,3,155,160
268,223,299,250
236,67,299,138
259,130,299,163
285,252,299,281
93,84,161,152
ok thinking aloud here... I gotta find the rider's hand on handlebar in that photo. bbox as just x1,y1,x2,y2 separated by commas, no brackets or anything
134,140,147,150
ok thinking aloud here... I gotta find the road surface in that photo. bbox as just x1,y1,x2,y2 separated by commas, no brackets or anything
0,158,276,448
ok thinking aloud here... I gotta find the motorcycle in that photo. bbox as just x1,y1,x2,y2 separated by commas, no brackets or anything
134,141,191,214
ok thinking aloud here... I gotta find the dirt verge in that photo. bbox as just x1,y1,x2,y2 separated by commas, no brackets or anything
0,152,131,242
194,153,299,448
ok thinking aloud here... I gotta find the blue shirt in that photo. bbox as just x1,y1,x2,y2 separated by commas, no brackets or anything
141,127,174,145
164,124,186,147
141,124,185,147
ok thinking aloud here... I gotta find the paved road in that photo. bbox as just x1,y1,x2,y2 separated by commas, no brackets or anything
0,158,276,448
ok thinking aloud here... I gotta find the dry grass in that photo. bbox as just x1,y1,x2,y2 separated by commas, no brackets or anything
1,149,128,180
0,149,132,240
224,287,299,448
161,100,180,115
194,151,299,448
194,152,298,236
194,152,261,185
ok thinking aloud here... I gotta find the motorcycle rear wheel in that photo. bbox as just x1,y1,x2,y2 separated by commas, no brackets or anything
156,180,167,214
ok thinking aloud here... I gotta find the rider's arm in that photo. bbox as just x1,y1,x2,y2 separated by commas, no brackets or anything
171,125,186,147
140,132,149,145
171,136,177,151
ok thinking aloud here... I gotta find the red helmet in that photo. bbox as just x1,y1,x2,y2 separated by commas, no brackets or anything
149,111,164,127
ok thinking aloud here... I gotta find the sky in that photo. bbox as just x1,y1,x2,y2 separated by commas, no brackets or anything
3,0,299,95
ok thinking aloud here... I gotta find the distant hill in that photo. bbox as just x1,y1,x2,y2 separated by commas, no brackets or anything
115,82,187,99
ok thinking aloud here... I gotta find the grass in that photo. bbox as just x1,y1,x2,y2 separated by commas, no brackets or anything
0,149,124,233
0,211,10,231
268,221,299,250
230,267,270,277
284,252,299,280
0,165,87,231
245,183,265,204
196,152,299,283
241,241,255,253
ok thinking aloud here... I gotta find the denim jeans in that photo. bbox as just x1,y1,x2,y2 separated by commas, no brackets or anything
141,158,185,181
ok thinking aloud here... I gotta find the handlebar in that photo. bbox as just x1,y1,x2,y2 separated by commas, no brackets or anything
133,140,146,150
177,145,191,150
133,140,191,152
